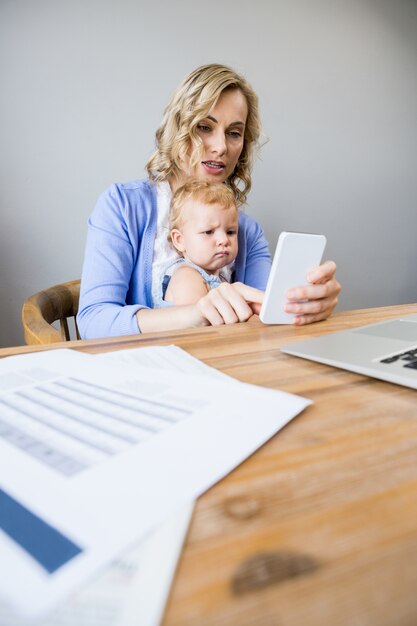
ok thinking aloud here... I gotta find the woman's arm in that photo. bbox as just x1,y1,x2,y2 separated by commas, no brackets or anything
77,183,151,339
137,282,264,333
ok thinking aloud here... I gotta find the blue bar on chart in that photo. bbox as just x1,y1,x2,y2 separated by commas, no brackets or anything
0,488,83,574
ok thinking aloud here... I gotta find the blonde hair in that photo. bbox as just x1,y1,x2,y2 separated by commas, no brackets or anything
146,64,261,205
169,180,237,240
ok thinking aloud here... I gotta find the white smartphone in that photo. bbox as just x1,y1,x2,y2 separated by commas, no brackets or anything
259,231,327,324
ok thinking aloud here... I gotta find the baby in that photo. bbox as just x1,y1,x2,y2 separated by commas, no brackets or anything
159,180,239,306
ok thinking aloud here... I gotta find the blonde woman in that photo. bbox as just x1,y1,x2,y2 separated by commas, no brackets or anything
78,64,340,339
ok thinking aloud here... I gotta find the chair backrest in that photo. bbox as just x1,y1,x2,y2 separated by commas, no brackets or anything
22,280,81,345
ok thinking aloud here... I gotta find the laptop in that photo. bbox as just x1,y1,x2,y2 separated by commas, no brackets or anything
281,313,417,390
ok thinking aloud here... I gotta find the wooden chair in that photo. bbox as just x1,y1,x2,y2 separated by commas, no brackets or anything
22,279,81,344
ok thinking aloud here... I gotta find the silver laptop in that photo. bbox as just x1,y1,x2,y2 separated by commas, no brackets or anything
281,313,417,390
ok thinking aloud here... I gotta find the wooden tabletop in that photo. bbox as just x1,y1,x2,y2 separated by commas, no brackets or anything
2,303,417,625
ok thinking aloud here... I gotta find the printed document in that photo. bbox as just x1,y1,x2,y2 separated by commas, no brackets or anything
0,348,311,620
1,346,211,626
0,501,194,626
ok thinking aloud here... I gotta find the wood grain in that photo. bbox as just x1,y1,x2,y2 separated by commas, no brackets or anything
21,279,80,344
2,303,417,625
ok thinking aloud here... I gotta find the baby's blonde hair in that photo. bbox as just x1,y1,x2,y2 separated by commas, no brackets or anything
169,180,237,241
146,63,261,205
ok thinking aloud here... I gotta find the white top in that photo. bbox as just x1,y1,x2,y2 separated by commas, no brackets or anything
151,181,179,307
151,181,234,307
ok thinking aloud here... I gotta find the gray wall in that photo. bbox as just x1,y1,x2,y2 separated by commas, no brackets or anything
1,0,417,347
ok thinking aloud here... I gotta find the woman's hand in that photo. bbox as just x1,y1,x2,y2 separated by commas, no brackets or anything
193,282,264,326
137,282,263,333
284,260,341,325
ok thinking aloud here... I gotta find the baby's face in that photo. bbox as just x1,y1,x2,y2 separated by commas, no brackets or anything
173,200,238,275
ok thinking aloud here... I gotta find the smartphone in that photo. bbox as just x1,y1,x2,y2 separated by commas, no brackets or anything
259,231,327,324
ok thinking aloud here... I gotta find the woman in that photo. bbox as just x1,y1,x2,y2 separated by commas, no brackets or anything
78,64,340,339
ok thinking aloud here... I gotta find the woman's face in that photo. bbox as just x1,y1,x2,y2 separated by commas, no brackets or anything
182,88,248,185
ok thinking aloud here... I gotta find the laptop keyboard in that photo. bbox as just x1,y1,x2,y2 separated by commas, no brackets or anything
380,348,417,369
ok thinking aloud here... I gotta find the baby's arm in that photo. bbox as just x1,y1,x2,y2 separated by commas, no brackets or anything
165,265,209,305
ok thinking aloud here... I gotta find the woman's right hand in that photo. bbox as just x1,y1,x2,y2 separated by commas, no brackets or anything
137,282,264,333
192,282,264,327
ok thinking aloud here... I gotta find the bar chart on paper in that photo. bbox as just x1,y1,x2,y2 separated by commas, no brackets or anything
0,375,198,475
0,348,310,621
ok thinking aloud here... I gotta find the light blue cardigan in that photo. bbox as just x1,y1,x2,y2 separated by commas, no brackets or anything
77,179,272,339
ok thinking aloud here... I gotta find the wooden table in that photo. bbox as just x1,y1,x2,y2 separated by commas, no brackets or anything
2,303,417,626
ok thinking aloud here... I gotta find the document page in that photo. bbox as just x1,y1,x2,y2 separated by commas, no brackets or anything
0,348,311,620
0,502,194,626
1,346,203,626
99,345,229,380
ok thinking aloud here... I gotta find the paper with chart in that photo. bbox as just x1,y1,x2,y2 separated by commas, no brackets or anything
1,345,210,626
0,348,311,620
0,501,194,626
